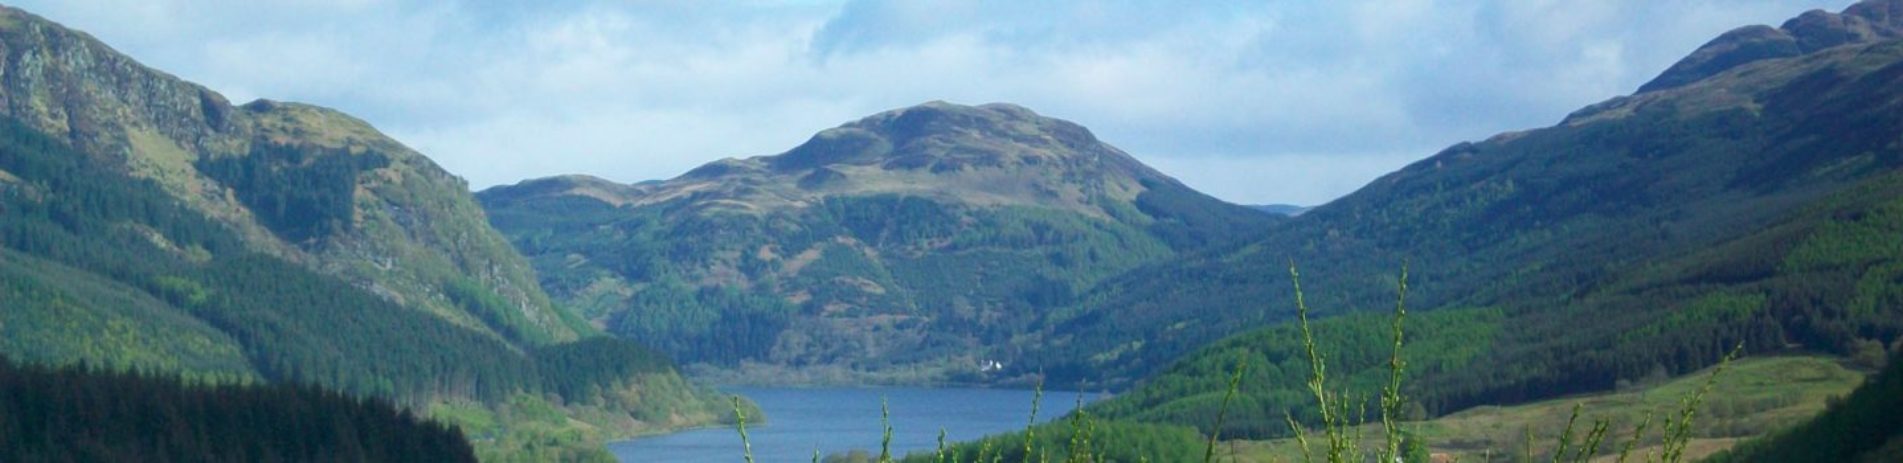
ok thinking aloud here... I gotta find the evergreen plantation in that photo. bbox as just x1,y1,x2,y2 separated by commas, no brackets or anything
0,356,478,463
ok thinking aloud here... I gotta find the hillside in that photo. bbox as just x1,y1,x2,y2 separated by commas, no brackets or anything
1028,0,1903,391
0,5,581,346
0,6,732,460
480,101,1276,382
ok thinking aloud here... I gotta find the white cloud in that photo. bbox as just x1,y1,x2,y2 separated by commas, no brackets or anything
8,0,1856,204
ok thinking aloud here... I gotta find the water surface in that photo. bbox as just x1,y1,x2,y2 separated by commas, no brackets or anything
611,387,1087,462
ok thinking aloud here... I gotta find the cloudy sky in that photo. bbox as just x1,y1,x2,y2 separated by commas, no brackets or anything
15,0,1851,205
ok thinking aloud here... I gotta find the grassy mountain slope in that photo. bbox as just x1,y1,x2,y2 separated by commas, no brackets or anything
480,102,1276,382
0,6,733,459
1032,0,1903,389
0,5,579,345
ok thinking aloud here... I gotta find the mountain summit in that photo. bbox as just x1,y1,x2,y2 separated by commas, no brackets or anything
481,101,1273,382
521,102,1176,216
1640,0,1903,92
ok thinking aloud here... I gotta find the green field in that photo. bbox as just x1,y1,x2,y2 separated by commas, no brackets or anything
1226,356,1865,462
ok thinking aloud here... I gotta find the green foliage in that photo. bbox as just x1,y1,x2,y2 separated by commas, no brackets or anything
445,276,560,345
0,355,475,462
0,250,253,378
195,142,390,243
607,278,794,366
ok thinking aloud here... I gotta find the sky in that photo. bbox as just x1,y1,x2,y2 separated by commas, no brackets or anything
13,0,1853,205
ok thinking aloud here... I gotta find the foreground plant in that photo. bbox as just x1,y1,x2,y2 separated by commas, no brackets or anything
1276,262,1739,463
733,396,755,463
1281,261,1409,463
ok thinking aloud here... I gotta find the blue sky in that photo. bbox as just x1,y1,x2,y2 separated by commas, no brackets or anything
15,0,1851,205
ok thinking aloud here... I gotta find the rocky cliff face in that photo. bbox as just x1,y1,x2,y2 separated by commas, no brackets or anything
0,6,581,344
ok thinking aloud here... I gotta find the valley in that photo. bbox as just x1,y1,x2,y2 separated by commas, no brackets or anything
0,1,1901,462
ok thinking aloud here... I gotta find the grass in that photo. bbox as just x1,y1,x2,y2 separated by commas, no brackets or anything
1224,356,1861,462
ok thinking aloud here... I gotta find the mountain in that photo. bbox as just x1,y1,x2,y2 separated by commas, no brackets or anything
1248,204,1310,217
0,6,579,345
480,101,1276,382
0,6,730,460
1639,0,1903,92
1027,0,1903,400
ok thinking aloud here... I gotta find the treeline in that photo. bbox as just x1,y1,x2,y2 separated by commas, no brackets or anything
0,355,475,463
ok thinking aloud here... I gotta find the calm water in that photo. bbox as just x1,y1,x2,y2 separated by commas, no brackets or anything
610,387,1091,462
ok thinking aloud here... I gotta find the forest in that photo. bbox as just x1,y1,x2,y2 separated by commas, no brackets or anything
0,355,476,463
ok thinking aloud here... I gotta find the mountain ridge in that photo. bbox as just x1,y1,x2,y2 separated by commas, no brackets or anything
500,101,1181,218
1639,0,1903,92
481,100,1276,382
